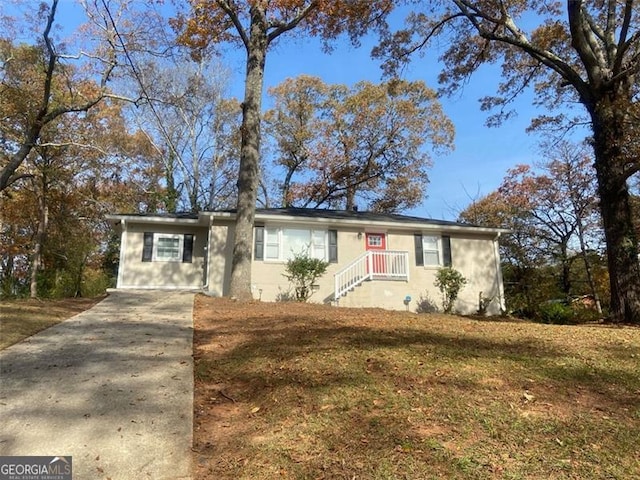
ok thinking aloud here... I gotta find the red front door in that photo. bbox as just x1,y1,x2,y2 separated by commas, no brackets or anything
366,233,386,274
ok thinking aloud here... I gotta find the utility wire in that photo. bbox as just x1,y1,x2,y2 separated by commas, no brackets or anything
99,0,193,196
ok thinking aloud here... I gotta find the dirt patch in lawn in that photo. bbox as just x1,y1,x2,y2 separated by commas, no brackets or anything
192,295,640,480
0,296,105,350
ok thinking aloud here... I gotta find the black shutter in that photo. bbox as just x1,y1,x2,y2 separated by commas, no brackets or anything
254,226,264,260
442,235,452,267
328,230,338,263
414,234,424,266
142,232,153,262
183,234,194,263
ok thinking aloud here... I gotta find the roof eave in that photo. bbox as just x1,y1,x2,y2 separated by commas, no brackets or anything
107,211,510,235
105,214,206,226
250,211,508,235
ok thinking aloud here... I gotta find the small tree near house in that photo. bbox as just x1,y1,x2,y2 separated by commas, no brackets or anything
435,267,467,314
283,253,329,302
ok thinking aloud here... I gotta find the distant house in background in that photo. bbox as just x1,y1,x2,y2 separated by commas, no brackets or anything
106,208,508,315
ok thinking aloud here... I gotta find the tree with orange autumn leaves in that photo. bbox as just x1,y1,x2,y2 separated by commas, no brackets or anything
0,0,116,192
460,141,605,316
0,0,187,297
376,1,640,322
173,0,398,299
264,76,454,212
0,95,167,298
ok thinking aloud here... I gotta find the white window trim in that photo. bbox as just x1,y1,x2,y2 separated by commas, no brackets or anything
153,233,184,262
422,234,442,267
263,226,329,262
265,227,280,261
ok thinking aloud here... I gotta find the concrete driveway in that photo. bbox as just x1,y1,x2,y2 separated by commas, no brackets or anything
0,290,195,480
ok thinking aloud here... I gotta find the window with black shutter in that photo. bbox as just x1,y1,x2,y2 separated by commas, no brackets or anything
142,232,196,262
416,234,452,267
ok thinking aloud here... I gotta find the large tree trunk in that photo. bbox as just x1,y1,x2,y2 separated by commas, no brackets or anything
590,99,640,323
228,7,268,300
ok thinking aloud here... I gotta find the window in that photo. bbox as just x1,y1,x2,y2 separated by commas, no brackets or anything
367,234,383,247
264,228,279,260
283,228,313,259
142,232,194,263
254,226,337,263
311,230,327,259
414,234,451,267
156,236,181,261
422,235,440,266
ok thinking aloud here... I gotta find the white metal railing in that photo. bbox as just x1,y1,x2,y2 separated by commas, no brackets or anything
334,250,409,301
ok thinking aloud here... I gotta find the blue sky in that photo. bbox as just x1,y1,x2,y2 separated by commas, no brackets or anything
237,33,547,220
43,1,564,220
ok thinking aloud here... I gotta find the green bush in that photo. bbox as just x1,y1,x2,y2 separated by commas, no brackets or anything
34,270,60,298
1,274,28,299
283,253,329,302
42,270,77,299
37,267,112,299
571,307,604,324
434,267,467,314
81,268,114,297
537,302,575,325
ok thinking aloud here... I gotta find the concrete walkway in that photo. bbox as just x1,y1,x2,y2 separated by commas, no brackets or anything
0,290,195,480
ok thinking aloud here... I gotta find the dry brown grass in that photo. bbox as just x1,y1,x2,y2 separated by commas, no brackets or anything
0,296,104,350
3,293,638,478
193,295,640,480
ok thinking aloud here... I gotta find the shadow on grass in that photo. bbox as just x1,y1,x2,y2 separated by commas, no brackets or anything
199,313,558,360
194,307,640,479
203,312,639,391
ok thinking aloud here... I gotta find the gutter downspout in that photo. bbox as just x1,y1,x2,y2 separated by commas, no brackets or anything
116,219,126,289
202,214,213,291
493,232,506,314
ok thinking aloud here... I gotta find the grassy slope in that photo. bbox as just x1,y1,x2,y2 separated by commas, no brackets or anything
0,297,104,350
193,296,640,480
